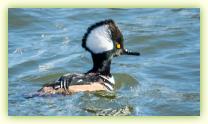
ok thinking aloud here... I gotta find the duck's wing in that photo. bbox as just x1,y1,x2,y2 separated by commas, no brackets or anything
43,73,101,89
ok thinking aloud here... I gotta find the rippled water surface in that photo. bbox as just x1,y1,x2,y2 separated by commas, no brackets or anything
8,8,200,116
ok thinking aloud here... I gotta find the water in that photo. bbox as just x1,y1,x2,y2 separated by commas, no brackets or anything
8,8,200,116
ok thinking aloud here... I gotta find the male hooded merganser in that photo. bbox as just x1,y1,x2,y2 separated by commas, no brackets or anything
38,19,140,95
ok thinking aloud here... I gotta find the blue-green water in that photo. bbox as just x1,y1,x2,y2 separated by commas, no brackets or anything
8,8,200,116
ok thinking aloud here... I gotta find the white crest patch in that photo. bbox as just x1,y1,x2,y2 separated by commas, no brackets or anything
86,25,114,54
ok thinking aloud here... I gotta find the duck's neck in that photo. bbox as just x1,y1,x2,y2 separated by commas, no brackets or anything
87,52,112,77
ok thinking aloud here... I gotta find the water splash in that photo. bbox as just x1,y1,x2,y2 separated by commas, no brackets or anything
13,48,23,55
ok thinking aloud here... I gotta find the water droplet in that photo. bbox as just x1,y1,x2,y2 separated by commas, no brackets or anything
62,36,70,45
39,64,53,72
13,48,23,55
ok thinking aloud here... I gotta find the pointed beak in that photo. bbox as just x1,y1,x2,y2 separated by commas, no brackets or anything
122,49,140,56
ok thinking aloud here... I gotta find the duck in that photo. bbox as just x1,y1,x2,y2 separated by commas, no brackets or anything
38,19,140,95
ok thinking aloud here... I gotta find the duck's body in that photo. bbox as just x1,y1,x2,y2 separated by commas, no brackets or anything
38,19,140,95
39,73,115,94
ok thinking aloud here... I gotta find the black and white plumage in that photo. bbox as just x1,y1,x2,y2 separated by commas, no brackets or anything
82,19,124,54
42,73,115,92
82,19,126,76
38,19,140,95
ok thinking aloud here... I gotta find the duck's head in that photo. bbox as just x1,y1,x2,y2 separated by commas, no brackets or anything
82,19,140,58
82,19,140,76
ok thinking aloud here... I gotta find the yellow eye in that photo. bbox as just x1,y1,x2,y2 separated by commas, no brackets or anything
116,43,121,49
